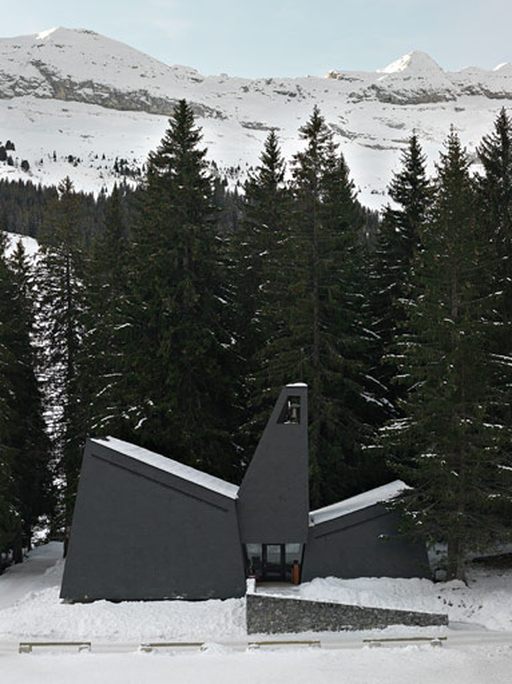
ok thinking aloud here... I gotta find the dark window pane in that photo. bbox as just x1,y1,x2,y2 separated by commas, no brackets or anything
245,544,262,577
266,545,281,563
285,543,302,564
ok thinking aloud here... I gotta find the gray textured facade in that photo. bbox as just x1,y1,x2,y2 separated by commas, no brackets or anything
60,439,246,601
302,505,430,581
61,383,430,602
237,384,309,544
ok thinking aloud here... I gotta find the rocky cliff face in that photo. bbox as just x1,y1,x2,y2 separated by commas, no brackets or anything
0,28,225,117
0,28,511,208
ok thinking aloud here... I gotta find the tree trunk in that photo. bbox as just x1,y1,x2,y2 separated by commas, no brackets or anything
447,534,466,582
13,535,23,564
23,523,32,552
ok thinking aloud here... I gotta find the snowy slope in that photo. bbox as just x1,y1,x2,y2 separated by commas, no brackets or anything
1,28,512,208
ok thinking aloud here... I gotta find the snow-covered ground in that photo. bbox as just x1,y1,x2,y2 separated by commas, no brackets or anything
0,543,60,611
3,644,512,684
3,231,39,259
1,543,512,683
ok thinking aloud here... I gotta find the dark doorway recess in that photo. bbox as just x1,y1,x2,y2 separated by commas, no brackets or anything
245,543,303,581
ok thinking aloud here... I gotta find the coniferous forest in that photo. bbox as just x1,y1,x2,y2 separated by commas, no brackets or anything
1,100,511,580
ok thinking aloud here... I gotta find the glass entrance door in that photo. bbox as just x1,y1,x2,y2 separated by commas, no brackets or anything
244,544,303,582
262,544,283,580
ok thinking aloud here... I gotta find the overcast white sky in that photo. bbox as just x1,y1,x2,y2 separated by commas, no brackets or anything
1,0,511,77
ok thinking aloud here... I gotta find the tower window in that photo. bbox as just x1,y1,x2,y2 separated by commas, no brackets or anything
278,396,301,424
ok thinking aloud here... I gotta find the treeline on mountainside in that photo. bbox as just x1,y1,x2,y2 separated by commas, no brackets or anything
0,101,511,581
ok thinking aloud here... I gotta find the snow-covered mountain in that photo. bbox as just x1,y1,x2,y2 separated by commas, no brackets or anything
1,27,511,208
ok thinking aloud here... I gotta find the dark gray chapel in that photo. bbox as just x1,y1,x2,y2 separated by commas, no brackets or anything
60,383,429,601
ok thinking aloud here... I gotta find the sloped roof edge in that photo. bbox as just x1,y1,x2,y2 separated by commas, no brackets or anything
309,480,409,526
91,437,239,500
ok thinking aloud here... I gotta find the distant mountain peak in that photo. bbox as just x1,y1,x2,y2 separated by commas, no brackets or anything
494,62,512,73
35,27,99,40
36,27,60,40
379,51,444,75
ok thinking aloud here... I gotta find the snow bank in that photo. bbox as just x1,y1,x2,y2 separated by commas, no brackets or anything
0,586,246,642
261,569,512,631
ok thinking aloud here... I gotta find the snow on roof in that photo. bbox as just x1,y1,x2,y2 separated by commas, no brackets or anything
92,437,239,500
309,480,409,526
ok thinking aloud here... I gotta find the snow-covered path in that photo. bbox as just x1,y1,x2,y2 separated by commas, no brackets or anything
0,542,63,610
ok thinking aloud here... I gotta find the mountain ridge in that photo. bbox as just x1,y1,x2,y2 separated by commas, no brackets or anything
1,27,511,208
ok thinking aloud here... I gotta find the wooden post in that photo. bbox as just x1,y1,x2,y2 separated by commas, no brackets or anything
291,561,301,585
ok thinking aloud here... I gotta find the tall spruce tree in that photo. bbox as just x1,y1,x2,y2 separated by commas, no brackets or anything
0,392,17,555
8,241,53,549
78,184,132,440
382,130,512,581
477,107,512,273
370,134,431,414
38,177,86,530
258,107,378,506
233,130,291,456
0,231,18,554
477,108,512,438
0,235,52,557
127,100,237,479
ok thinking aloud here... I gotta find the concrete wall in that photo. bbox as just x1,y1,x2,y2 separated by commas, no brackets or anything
302,504,431,581
246,594,447,634
61,441,246,601
237,384,309,544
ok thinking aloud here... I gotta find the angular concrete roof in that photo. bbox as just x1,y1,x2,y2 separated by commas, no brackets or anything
309,480,409,526
92,437,239,500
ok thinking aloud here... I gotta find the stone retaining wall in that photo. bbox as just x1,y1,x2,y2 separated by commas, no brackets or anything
246,593,448,634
